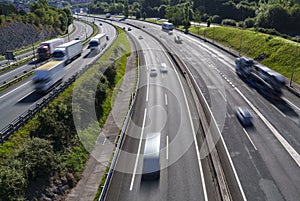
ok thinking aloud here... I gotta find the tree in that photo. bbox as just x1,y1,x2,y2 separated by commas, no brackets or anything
123,0,129,18
194,9,201,35
18,138,58,180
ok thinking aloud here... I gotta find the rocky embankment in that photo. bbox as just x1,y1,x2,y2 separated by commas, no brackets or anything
0,22,58,55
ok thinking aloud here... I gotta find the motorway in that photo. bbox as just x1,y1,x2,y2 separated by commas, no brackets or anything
0,20,116,131
121,19,300,201
0,20,94,86
103,22,217,201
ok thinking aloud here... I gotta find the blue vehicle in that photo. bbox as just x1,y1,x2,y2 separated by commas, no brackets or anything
235,107,253,127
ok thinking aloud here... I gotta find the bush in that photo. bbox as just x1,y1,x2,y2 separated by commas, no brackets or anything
221,19,237,27
237,21,244,28
254,27,282,37
212,15,222,24
244,18,255,28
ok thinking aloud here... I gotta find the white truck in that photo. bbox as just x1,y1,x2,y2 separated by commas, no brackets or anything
53,40,83,64
88,33,107,52
37,38,64,61
32,60,65,93
142,133,161,180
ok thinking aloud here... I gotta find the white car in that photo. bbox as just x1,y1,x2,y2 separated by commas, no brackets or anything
160,63,168,73
138,35,143,39
150,67,158,77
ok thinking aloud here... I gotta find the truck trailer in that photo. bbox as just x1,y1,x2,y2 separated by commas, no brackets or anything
32,60,65,93
88,33,107,52
235,56,285,99
53,40,83,64
37,38,64,61
142,133,161,180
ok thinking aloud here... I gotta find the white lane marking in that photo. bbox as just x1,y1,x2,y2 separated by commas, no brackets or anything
146,71,149,102
165,93,168,106
130,108,147,191
271,104,287,118
102,138,107,145
283,97,300,112
242,128,257,151
0,81,31,99
218,89,226,101
173,51,248,201
168,55,208,201
235,87,300,167
166,135,169,160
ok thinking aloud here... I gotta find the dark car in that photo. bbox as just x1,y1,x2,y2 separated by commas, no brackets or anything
128,27,132,31
235,107,253,127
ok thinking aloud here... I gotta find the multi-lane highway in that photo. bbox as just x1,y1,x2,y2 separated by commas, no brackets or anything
103,22,218,201
0,20,94,86
0,20,116,131
120,19,300,201
1,14,300,201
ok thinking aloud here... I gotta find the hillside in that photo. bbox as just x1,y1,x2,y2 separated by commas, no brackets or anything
0,22,58,55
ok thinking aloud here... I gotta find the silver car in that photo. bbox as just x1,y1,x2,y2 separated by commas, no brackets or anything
150,67,158,77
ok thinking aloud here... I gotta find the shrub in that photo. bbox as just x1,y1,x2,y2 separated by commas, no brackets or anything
244,18,255,28
212,15,222,24
221,19,237,27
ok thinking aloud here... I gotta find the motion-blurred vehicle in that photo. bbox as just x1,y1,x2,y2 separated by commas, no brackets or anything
150,67,158,77
235,107,253,127
160,63,168,73
174,35,182,43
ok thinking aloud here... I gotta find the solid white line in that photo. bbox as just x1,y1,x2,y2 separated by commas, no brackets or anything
271,104,287,118
283,97,300,112
242,128,258,151
235,87,300,167
0,80,31,99
130,108,147,191
165,93,168,106
169,56,208,201
102,138,107,145
166,135,169,160
146,71,149,102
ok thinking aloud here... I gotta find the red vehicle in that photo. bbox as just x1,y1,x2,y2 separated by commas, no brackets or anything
37,38,64,61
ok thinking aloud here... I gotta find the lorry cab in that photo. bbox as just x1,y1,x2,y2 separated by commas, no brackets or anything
88,38,99,50
53,48,66,61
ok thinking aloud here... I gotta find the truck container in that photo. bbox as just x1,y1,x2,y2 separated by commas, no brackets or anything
88,33,107,52
32,60,65,93
142,133,161,180
37,38,64,61
53,40,83,64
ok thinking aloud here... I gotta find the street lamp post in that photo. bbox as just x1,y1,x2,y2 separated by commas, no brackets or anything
290,44,299,87
32,42,37,68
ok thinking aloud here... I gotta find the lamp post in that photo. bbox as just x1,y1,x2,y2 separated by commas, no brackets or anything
290,44,299,87
32,42,37,68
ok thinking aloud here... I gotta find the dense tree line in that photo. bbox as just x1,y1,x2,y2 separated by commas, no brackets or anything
88,0,300,36
0,0,73,34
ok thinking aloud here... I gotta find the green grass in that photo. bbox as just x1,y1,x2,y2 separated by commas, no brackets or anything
187,25,300,84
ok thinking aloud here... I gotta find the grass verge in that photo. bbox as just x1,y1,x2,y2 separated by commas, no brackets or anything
187,25,300,84
0,26,130,200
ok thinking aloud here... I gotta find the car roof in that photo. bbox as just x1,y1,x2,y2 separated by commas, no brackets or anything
237,107,252,117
